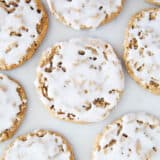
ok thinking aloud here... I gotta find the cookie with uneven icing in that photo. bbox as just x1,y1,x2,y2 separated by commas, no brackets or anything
124,8,160,95
2,130,74,160
0,0,48,70
35,38,124,123
47,0,125,30
93,112,160,160
0,73,27,142
146,0,160,5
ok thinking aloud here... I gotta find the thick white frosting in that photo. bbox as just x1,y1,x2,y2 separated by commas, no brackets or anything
93,112,160,160
35,38,124,122
4,131,71,160
125,9,160,88
47,0,123,30
0,0,42,65
0,73,25,136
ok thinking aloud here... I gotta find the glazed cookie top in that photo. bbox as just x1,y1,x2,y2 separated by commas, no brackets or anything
93,112,160,160
124,8,160,94
47,0,124,30
0,73,26,141
0,0,45,69
2,130,74,160
35,38,124,123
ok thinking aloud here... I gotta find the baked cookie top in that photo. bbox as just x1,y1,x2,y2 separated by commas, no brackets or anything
124,8,160,94
93,112,160,160
35,38,124,123
0,73,27,142
2,130,74,160
47,0,124,30
0,0,48,70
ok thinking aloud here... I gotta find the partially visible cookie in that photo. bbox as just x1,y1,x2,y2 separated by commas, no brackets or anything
2,130,74,160
146,0,160,5
35,37,124,123
47,0,125,30
93,112,160,160
0,73,27,142
0,0,48,70
124,8,160,94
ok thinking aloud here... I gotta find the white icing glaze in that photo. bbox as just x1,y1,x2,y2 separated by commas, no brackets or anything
0,73,25,136
4,131,71,160
125,9,160,88
35,38,124,122
47,0,123,30
0,0,42,65
93,112,160,160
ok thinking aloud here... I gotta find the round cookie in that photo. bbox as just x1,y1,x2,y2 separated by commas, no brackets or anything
0,73,27,142
0,0,48,70
47,0,125,30
35,37,124,123
124,8,160,94
146,0,160,5
2,130,74,160
93,112,160,160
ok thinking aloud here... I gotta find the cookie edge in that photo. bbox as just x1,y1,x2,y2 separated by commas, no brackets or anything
0,74,27,142
146,0,160,5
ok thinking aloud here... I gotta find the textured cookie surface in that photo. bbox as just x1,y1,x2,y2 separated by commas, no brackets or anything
146,0,160,5
47,0,124,30
124,8,160,94
2,130,74,160
0,0,48,70
93,112,160,160
35,38,124,123
0,73,27,142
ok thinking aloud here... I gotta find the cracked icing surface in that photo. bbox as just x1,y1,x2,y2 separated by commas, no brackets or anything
124,8,160,94
2,130,73,160
47,0,124,30
35,38,124,123
93,112,160,160
0,0,47,69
